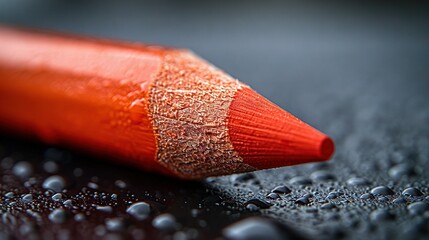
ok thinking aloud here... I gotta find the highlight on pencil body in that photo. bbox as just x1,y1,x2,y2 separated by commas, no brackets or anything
0,26,334,179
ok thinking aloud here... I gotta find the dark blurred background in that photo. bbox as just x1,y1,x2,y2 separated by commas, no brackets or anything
1,0,429,239
0,0,428,127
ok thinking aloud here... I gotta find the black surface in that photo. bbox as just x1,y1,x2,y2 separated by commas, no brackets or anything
1,1,429,239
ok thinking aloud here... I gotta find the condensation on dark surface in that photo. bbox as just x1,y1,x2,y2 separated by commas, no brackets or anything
0,135,263,239
1,1,429,239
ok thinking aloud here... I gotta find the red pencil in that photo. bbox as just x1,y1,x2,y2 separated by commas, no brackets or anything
0,27,334,179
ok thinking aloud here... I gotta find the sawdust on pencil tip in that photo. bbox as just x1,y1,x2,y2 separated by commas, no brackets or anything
148,50,256,179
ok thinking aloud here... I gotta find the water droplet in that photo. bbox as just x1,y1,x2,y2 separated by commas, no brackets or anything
49,208,67,223
5,192,14,198
289,176,312,185
24,178,37,188
223,217,299,240
326,192,340,199
271,185,291,194
370,209,395,222
190,209,201,218
246,203,260,212
87,182,99,189
12,161,33,178
22,194,33,203
402,187,423,197
96,206,112,212
244,198,272,209
310,170,336,181
267,192,280,200
105,218,125,231
407,202,429,215
232,173,256,182
111,194,118,200
44,190,54,197
360,193,374,200
303,193,313,198
126,202,151,220
370,186,394,196
63,199,73,207
74,213,85,222
320,203,336,210
152,213,178,231
346,177,370,186
114,180,127,189
19,223,35,236
295,197,310,205
393,197,406,204
43,161,59,173
51,193,63,202
42,175,66,192
388,163,416,179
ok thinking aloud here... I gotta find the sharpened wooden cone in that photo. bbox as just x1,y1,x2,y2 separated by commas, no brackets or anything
228,87,335,169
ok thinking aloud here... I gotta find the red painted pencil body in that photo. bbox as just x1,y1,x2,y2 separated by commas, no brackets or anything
0,27,173,175
0,27,334,179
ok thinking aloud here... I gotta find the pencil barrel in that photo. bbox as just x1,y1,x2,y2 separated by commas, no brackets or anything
0,27,170,174
0,27,334,179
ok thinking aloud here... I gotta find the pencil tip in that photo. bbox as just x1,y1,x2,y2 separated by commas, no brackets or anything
228,87,335,170
320,136,335,160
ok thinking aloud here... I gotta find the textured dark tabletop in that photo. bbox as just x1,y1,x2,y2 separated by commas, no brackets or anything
1,1,429,239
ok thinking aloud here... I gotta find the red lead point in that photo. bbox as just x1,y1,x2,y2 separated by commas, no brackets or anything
229,87,334,169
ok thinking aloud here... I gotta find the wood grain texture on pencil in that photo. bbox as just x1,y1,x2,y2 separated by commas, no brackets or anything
0,27,334,179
